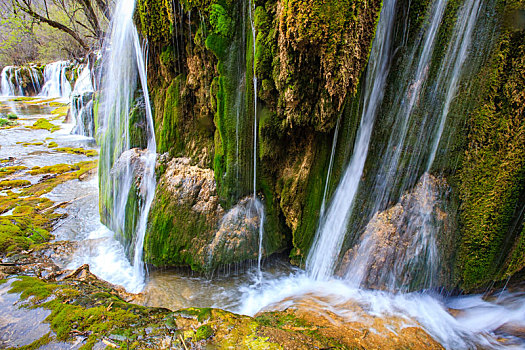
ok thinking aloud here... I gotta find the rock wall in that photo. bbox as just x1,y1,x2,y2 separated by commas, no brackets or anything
134,0,525,291
136,0,382,270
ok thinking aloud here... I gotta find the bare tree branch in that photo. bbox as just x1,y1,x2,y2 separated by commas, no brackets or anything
15,0,90,51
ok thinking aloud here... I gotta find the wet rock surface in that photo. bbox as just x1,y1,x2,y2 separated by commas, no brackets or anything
146,158,269,270
0,252,444,350
339,173,454,290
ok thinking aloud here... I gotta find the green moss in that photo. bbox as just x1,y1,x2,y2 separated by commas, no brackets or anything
8,276,143,348
0,160,97,255
51,105,69,117
54,147,98,157
9,276,62,302
194,324,214,340
0,118,17,128
47,142,58,148
457,28,525,290
272,0,381,131
0,179,31,189
145,184,214,270
28,164,80,175
20,141,44,146
135,0,172,44
31,119,60,132
0,166,27,178
157,75,184,154
7,113,18,120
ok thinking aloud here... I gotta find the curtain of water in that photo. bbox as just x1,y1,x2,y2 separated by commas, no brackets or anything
305,0,397,280
39,61,72,99
248,0,265,281
342,0,485,291
97,0,157,290
71,63,95,137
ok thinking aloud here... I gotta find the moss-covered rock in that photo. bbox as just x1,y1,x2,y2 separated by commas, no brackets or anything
0,263,443,350
456,10,525,290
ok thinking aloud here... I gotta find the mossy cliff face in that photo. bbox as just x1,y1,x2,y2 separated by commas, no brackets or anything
455,0,525,291
136,0,382,270
145,157,225,269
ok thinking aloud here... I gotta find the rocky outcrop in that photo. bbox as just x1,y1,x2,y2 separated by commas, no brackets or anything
134,0,382,270
145,157,223,269
338,174,455,291
0,247,444,350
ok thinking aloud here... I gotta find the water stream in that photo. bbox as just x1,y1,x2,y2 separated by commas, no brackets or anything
97,0,157,291
39,61,72,99
306,0,397,280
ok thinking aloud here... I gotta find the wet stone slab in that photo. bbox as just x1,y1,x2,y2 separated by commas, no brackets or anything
0,279,52,348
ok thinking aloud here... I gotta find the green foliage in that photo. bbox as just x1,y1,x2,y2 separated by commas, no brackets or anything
0,14,37,66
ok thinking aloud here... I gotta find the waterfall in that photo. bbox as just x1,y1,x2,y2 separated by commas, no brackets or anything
306,0,486,290
1,67,16,96
1,65,43,97
342,0,485,291
249,0,265,280
28,66,42,93
97,0,157,290
305,0,397,280
39,61,72,99
71,63,95,137
426,0,483,169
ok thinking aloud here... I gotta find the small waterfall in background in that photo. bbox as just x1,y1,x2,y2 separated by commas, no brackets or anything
97,0,157,291
305,0,397,280
39,61,72,99
27,66,42,93
71,62,95,137
0,67,16,96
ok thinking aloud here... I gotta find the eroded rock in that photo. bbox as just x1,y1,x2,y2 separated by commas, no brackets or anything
338,173,455,290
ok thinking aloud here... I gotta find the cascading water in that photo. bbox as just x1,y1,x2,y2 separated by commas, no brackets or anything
39,61,72,99
338,0,450,290
1,65,44,97
248,0,265,280
0,66,16,96
97,0,157,291
425,0,483,169
27,66,42,93
339,0,486,291
71,63,95,137
305,0,397,280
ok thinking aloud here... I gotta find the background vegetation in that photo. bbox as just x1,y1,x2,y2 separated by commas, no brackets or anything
0,0,112,67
